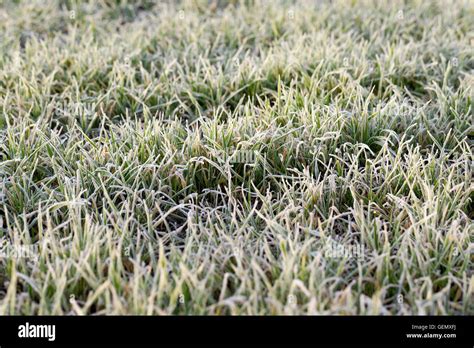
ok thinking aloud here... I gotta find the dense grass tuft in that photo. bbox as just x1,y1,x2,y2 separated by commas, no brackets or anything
0,0,473,315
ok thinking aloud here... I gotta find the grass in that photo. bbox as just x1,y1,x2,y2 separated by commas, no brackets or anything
0,0,472,315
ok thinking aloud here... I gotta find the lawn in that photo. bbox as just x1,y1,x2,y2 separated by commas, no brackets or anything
0,0,472,315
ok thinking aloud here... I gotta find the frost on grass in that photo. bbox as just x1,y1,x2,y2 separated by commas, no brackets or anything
0,0,473,315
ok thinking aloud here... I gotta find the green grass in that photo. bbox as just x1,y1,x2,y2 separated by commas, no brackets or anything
0,0,473,315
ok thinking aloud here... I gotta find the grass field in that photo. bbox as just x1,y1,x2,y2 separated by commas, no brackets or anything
0,0,473,315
